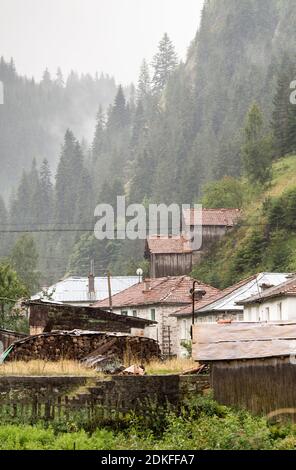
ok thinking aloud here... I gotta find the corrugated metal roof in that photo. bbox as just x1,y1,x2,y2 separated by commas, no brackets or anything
31,276,141,304
196,273,291,313
238,274,296,305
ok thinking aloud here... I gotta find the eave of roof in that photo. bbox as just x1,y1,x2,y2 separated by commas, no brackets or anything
25,300,157,325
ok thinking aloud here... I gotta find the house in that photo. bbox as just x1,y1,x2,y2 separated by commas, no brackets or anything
182,208,241,264
31,275,141,306
93,276,220,356
144,235,192,278
192,322,296,417
238,274,296,321
144,209,241,278
172,272,292,352
25,300,156,337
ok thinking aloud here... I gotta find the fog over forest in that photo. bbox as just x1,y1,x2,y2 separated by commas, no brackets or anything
0,0,296,293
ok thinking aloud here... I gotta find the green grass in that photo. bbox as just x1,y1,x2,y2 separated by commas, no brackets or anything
1,395,296,449
145,358,196,375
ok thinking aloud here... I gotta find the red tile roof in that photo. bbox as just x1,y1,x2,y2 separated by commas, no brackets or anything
183,208,241,227
146,235,192,254
93,276,220,309
172,274,257,317
238,274,296,305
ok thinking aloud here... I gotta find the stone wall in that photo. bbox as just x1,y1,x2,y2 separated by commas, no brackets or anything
112,305,180,356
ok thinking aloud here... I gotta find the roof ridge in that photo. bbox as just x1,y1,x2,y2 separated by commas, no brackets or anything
160,275,187,302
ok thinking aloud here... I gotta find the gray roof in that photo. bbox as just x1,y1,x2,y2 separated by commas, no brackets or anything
192,322,296,361
32,276,141,304
196,273,292,314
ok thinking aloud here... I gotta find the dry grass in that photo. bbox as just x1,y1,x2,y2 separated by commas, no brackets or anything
0,360,99,376
145,357,197,375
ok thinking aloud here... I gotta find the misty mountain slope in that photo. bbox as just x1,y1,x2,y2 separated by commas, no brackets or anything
185,0,296,180
0,59,117,196
2,0,296,285
125,0,296,207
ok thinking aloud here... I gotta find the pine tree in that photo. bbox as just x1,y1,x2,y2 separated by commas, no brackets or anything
272,56,295,157
151,33,178,94
92,106,105,159
107,85,128,130
55,129,83,223
10,170,32,228
137,59,151,103
0,263,27,321
10,234,40,294
41,68,52,89
39,159,54,223
29,158,41,225
0,196,8,258
55,67,64,87
131,101,146,148
242,103,273,185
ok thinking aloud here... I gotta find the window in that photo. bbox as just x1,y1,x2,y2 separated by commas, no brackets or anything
277,302,282,320
237,313,244,322
181,320,187,340
256,306,260,322
132,310,137,317
121,310,128,316
265,307,270,321
150,309,156,321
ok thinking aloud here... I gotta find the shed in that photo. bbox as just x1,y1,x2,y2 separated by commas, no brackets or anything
145,235,192,278
192,322,296,418
25,300,156,337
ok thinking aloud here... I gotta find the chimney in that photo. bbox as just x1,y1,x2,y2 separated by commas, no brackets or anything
88,273,95,298
143,279,150,292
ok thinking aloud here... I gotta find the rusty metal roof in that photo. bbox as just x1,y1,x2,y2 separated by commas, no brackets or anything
183,208,241,227
146,235,192,254
94,276,219,309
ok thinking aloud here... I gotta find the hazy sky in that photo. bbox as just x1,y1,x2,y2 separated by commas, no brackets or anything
0,0,204,84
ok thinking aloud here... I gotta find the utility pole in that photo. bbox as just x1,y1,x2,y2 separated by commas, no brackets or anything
107,271,113,312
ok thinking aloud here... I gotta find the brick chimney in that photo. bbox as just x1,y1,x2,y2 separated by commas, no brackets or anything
143,279,151,293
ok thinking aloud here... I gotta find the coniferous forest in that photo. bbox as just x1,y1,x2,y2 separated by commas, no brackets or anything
1,0,296,291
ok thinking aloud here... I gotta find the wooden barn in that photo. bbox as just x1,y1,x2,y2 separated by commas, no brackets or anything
144,235,193,278
192,322,296,419
24,300,156,337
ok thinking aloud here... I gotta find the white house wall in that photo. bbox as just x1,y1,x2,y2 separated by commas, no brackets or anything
243,297,296,322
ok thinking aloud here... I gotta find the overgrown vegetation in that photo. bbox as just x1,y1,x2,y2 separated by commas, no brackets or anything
1,394,296,450
0,360,98,377
145,357,195,375
192,155,296,289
